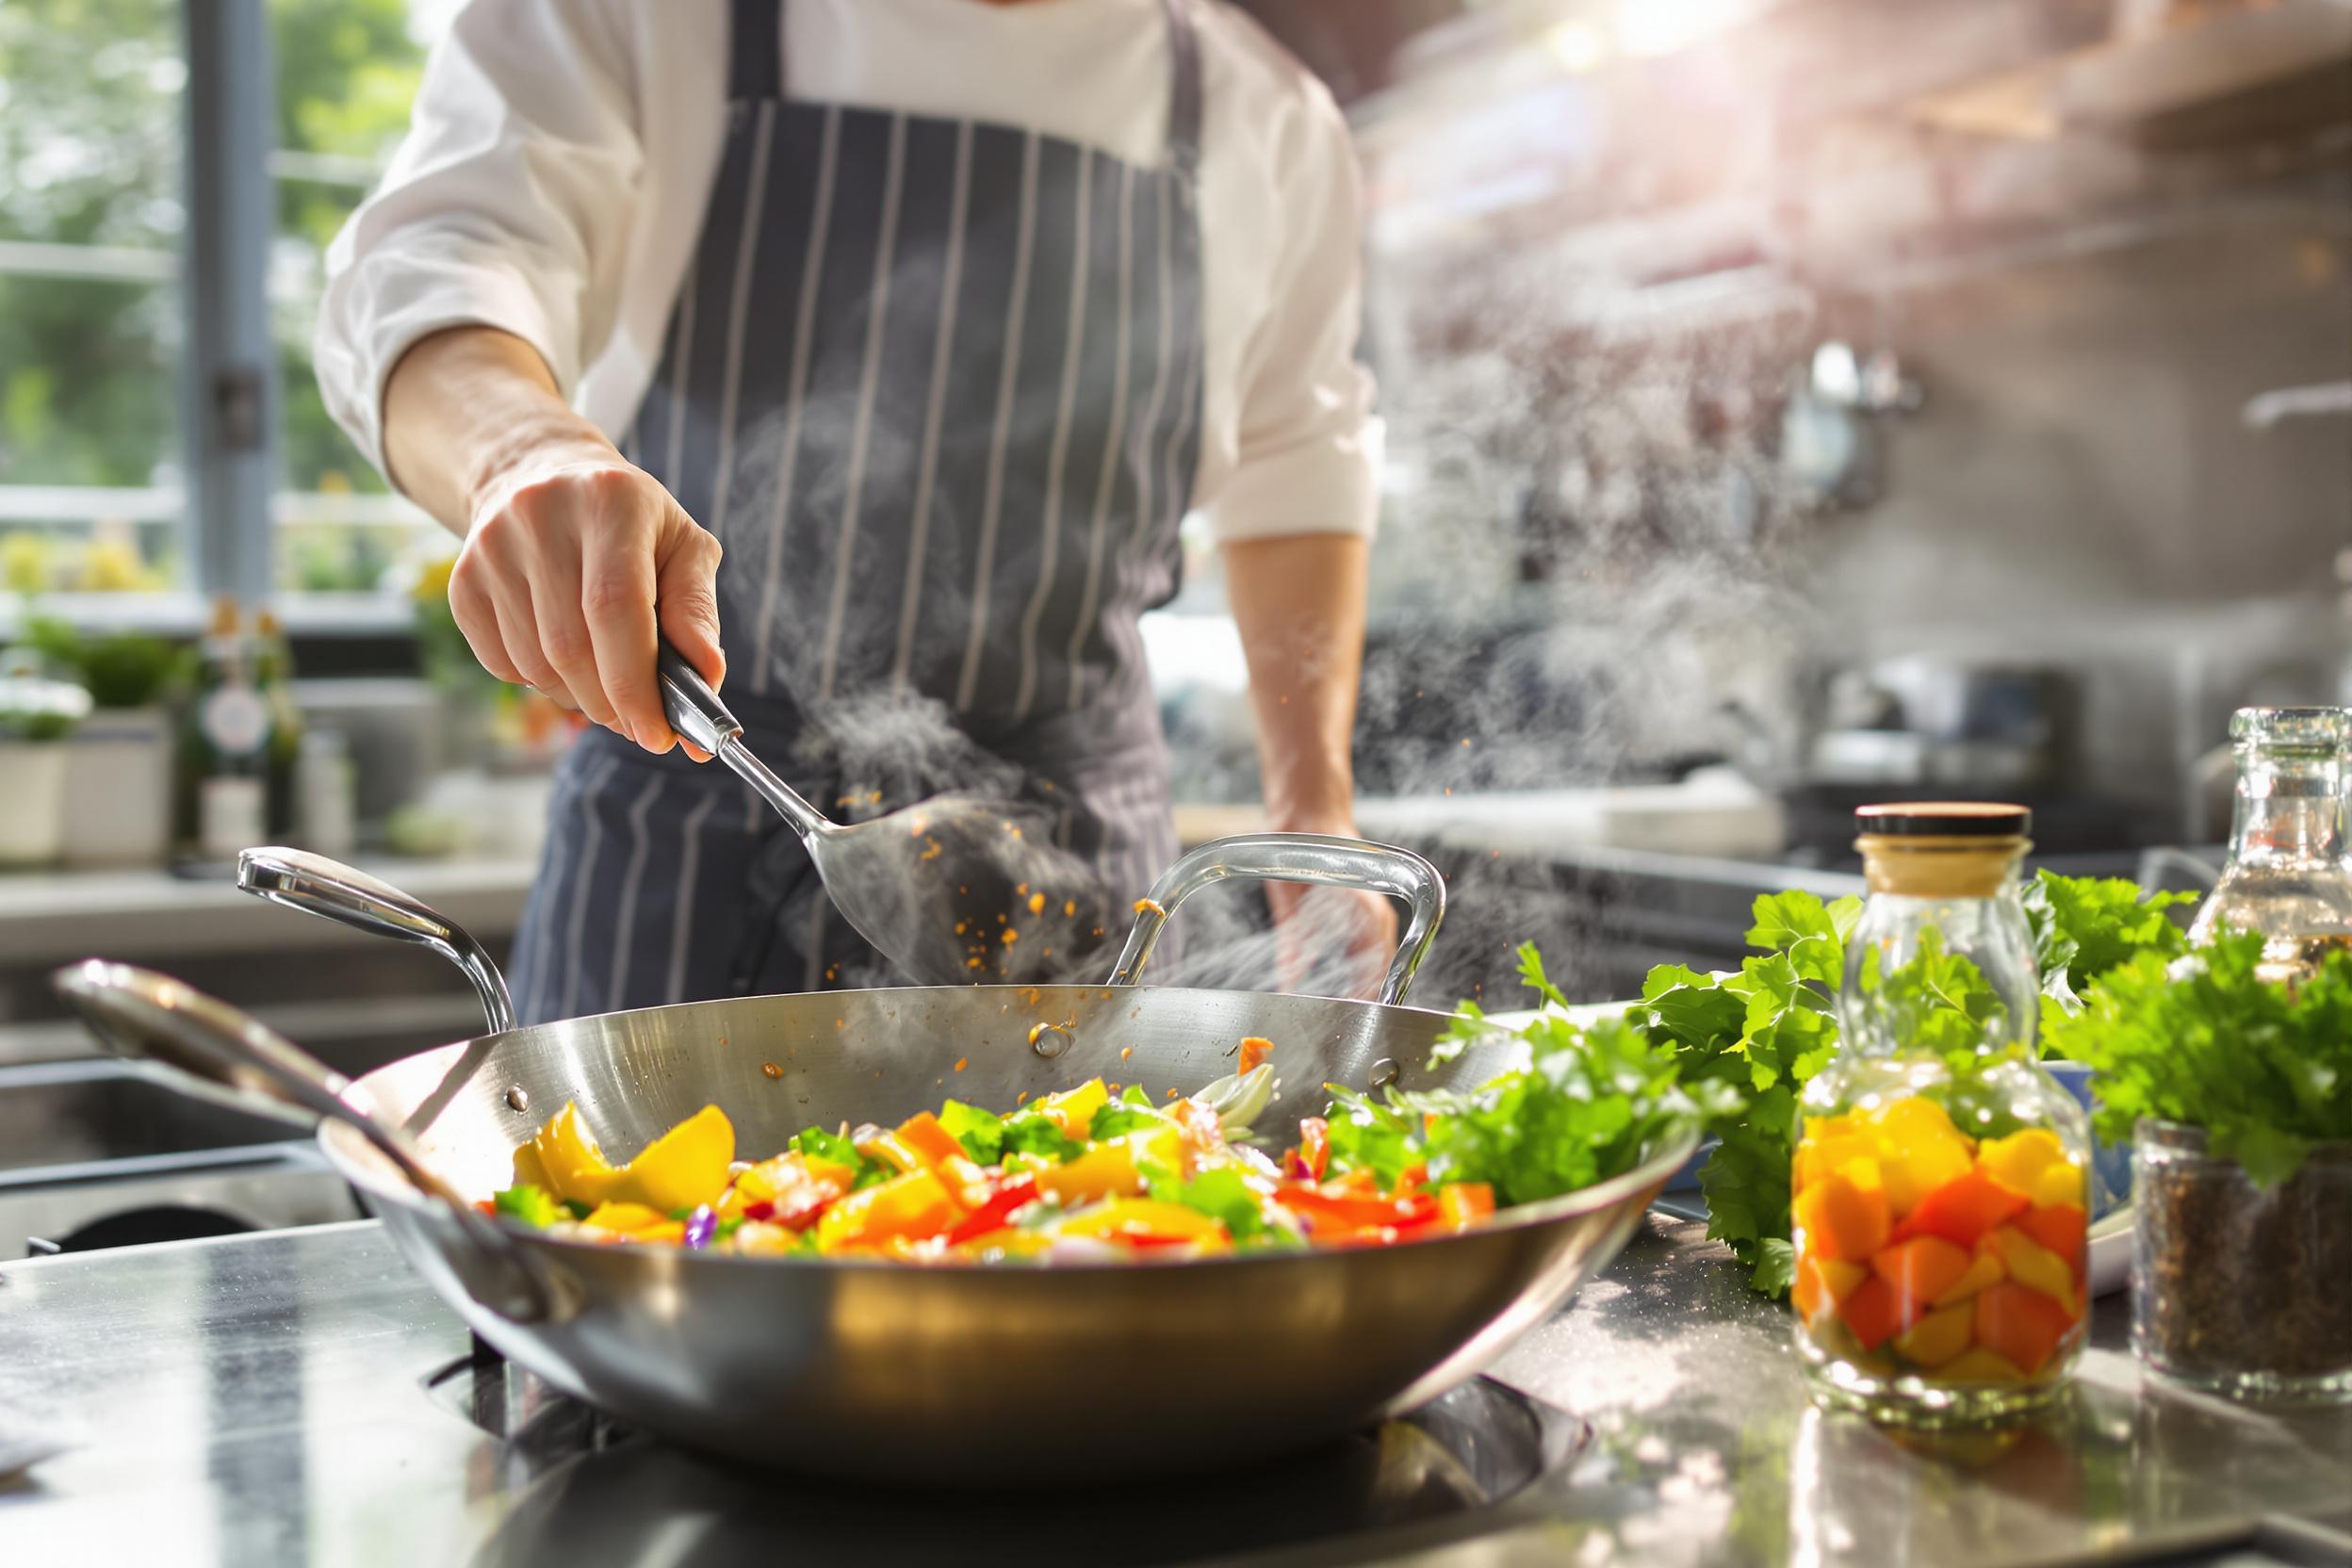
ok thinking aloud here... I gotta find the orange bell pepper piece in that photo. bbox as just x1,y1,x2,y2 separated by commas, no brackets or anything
1836,1273,1903,1352
1972,1281,2080,1377
1792,1254,1869,1327
1437,1183,1495,1229
893,1111,968,1171
1870,1234,1972,1322
1886,1168,2029,1250
2015,1203,2087,1272
1792,1171,1890,1264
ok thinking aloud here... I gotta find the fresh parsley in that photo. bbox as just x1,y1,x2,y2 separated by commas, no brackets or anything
1088,1102,1174,1141
2046,933,2352,1186
938,1100,1004,1164
1000,1109,1085,1163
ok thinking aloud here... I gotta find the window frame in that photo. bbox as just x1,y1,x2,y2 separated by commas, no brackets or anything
0,0,434,640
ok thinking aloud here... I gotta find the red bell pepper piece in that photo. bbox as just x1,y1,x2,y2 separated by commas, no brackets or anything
1289,1118,1330,1183
1887,1169,2030,1250
945,1175,1042,1246
1275,1182,1441,1235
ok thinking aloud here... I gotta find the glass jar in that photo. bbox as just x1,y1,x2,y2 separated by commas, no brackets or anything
2188,707,2352,988
1793,803,2093,1427
2132,1122,2352,1401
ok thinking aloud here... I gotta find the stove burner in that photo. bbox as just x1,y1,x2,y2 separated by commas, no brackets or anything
426,1338,1590,1567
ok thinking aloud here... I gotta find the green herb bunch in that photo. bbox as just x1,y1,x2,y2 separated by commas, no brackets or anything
2046,933,2352,1186
1338,946,1735,1208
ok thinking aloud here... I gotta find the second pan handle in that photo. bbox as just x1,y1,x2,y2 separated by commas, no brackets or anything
238,847,515,1035
1105,832,1447,1006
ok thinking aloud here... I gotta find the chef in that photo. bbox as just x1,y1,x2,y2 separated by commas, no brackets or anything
318,0,1393,1021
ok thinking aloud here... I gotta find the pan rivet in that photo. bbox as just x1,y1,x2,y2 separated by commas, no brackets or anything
1029,1021,1071,1059
1368,1058,1399,1089
503,1086,530,1113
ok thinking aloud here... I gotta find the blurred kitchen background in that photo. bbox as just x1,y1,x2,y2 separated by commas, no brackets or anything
0,1,2344,1248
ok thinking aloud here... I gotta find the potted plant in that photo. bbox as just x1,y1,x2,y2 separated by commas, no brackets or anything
0,662,94,867
22,616,186,867
2049,934,2352,1400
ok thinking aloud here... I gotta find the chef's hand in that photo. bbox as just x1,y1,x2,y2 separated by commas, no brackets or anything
450,443,726,756
381,325,726,758
1266,833,1400,1000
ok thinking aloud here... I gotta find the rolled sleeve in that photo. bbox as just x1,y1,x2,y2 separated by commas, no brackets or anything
314,0,643,478
1204,89,1380,544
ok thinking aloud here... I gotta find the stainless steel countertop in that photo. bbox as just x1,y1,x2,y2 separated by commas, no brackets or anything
2,1217,2346,1566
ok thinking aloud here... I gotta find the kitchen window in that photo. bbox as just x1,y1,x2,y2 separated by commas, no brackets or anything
0,0,453,632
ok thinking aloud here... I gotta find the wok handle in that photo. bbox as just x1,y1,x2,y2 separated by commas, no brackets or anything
50,959,564,1324
237,847,514,1036
1105,832,1446,1006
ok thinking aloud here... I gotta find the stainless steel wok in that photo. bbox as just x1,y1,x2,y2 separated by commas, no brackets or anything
56,833,1690,1481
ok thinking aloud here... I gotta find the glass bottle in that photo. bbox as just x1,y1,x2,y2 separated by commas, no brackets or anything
2187,707,2352,987
253,608,304,837
1793,803,2091,1427
174,596,274,863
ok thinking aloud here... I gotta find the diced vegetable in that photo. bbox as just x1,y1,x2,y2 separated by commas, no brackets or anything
1937,1346,2026,1385
1886,1169,2029,1250
1791,1254,1868,1327
1056,1198,1229,1249
1034,1126,1181,1204
1981,1226,2080,1315
2014,1202,2086,1267
1972,1282,2077,1377
1930,1250,2006,1308
816,1168,960,1252
611,1105,735,1213
1034,1079,1109,1140
1892,1300,1975,1369
1836,1274,1903,1352
1870,1234,1971,1317
1791,1172,1890,1264
1436,1183,1495,1228
944,1176,1043,1245
1291,1117,1330,1182
493,1183,563,1229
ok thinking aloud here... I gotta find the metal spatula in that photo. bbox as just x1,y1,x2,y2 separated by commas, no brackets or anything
656,642,1115,987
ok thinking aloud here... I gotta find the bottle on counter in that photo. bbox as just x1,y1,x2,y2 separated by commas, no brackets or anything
2186,707,2352,988
1792,803,2090,1427
253,607,304,838
176,596,275,864
295,727,357,858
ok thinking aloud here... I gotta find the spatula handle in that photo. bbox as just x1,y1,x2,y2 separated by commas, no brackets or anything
657,636,743,756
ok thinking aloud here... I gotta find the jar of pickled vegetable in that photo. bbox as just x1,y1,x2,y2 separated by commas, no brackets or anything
1793,803,2092,1427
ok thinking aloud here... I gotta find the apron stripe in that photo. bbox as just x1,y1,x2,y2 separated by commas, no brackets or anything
1105,169,1175,711
952,128,1042,713
708,100,777,542
606,772,665,1011
816,112,906,703
1065,159,1135,711
749,102,845,694
561,750,624,1020
664,260,697,483
665,788,726,1004
891,118,974,693
1009,144,1093,721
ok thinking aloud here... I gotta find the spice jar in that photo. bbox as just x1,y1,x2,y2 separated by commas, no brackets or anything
1793,803,2092,1426
2132,1123,2352,1400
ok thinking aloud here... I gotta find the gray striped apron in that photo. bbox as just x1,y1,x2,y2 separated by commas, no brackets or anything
510,0,1204,1022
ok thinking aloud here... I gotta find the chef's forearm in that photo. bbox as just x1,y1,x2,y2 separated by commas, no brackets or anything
1222,532,1370,830
382,324,615,535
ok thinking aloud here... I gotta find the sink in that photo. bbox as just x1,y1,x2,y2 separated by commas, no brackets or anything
0,1061,302,1182
0,1061,360,1257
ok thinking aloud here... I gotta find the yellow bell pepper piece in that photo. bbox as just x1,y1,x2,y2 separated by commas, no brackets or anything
1977,1129,2067,1200
1931,1250,2007,1307
2029,1159,2084,1211
1034,1125,1183,1204
1893,1300,1975,1370
610,1104,735,1214
1035,1078,1110,1140
521,1102,623,1207
1794,1127,1883,1195
1867,1098,1976,1217
1937,1347,2025,1385
1055,1198,1229,1246
580,1201,669,1232
816,1168,959,1252
1983,1225,2080,1315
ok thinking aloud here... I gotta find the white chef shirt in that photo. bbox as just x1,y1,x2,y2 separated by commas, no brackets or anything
315,0,1380,543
